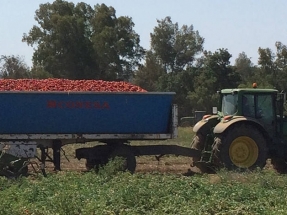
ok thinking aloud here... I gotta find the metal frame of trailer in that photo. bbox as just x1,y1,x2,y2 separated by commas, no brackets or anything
0,93,200,177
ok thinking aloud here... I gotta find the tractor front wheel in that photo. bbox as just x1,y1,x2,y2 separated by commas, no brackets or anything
213,124,267,170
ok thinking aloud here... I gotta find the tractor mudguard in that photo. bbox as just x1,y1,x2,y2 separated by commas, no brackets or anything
213,116,266,134
193,115,219,134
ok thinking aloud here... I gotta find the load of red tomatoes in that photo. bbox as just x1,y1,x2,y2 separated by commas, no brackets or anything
0,79,146,92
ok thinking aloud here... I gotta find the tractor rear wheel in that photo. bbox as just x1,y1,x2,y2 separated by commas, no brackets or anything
191,132,205,150
213,124,267,170
190,132,205,167
271,158,287,173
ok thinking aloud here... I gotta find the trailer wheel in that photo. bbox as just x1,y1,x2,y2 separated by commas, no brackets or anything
213,124,267,170
109,145,136,173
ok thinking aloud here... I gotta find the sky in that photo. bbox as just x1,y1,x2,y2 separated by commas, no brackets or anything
1,0,287,67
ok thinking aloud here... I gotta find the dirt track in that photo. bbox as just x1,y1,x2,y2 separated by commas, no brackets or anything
29,154,194,176
28,147,276,176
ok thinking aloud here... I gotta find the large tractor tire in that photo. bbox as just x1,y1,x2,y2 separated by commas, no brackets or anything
212,124,267,170
271,158,287,173
191,132,205,151
190,132,205,166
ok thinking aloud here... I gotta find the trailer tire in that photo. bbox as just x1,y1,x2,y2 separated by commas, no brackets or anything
109,145,136,173
213,124,267,170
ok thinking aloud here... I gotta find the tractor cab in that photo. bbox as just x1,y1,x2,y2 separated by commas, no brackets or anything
219,87,279,138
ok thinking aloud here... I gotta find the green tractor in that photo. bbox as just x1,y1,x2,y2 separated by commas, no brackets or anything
191,84,287,172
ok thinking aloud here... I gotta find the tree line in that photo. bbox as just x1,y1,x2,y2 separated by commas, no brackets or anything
1,0,287,117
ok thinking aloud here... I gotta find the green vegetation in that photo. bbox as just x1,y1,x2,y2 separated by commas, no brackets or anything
0,128,282,214
0,164,286,215
0,128,283,215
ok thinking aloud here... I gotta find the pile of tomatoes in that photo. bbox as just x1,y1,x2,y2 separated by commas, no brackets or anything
0,79,146,92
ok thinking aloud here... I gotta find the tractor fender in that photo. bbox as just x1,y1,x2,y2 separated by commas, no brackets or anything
213,116,266,135
193,115,219,134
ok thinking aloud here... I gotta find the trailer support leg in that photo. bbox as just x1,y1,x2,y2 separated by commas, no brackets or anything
52,140,62,171
40,146,47,177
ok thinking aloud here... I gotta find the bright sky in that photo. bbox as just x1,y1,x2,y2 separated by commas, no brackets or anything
1,0,287,67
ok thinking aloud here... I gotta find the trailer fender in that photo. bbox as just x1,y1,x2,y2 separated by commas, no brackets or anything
213,117,266,134
193,115,219,133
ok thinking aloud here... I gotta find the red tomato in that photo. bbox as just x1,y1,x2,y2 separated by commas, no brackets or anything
0,79,147,92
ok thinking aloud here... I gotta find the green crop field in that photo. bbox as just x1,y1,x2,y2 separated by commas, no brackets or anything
0,166,287,214
0,127,287,215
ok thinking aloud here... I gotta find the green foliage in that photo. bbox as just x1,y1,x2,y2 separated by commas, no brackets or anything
133,51,165,91
256,42,287,91
0,169,287,214
157,69,196,117
186,49,238,113
234,52,254,84
150,16,204,73
22,0,97,79
97,157,128,178
30,65,53,79
203,49,240,90
0,55,31,79
22,0,144,81
135,16,205,117
91,4,144,80
0,128,285,214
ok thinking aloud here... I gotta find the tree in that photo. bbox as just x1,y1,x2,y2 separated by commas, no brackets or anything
157,68,197,117
187,49,238,112
146,16,204,116
203,49,239,90
22,0,144,80
133,51,165,91
234,52,255,86
30,65,53,79
187,71,219,113
257,47,276,88
91,4,144,80
0,55,30,79
150,16,204,73
23,0,96,79
274,41,287,91
257,42,287,90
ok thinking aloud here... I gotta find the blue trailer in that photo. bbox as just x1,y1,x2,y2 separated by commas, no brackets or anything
0,91,200,176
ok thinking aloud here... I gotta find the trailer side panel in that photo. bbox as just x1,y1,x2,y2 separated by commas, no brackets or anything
0,92,175,134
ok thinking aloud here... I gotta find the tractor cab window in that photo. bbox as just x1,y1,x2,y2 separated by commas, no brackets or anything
243,94,255,117
222,94,238,116
256,94,274,121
